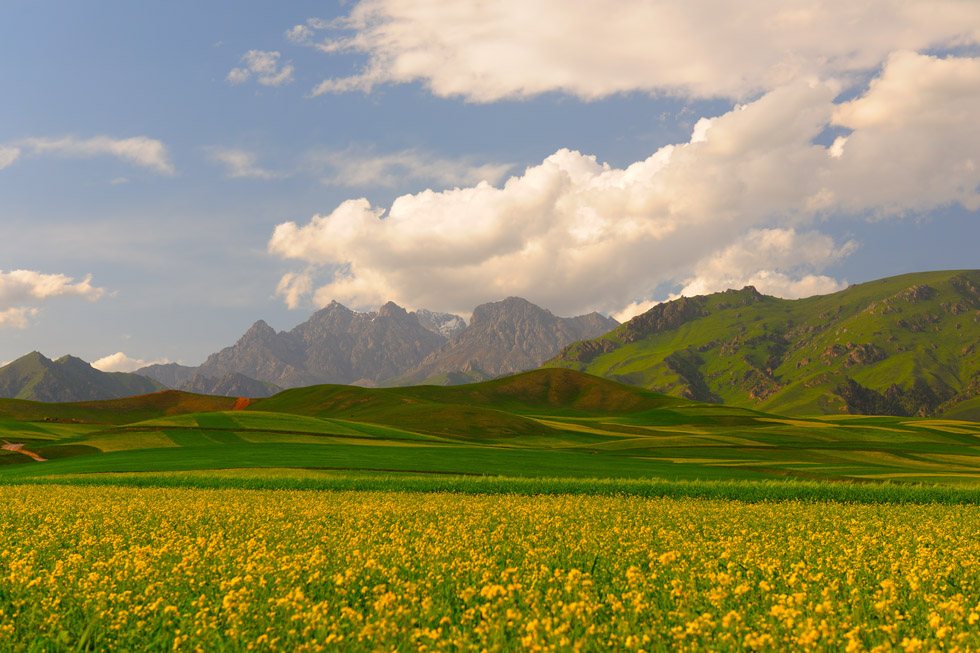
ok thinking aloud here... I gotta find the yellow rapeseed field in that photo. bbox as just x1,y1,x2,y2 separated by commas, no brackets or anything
2,485,980,651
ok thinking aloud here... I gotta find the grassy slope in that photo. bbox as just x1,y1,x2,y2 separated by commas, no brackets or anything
547,270,980,416
0,390,239,424
2,369,980,485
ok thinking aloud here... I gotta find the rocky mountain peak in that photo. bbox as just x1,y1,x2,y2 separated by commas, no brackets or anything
306,301,354,324
377,301,409,319
470,297,548,326
243,320,277,340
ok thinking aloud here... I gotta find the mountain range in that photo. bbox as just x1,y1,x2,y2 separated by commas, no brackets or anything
4,270,979,420
137,297,618,391
547,270,980,420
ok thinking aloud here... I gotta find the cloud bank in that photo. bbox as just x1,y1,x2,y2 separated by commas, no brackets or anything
306,0,980,101
270,52,980,317
0,270,107,329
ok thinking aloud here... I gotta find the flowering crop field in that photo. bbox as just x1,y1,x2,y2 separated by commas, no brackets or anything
3,485,980,652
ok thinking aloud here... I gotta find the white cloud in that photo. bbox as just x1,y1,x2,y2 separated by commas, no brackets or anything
0,269,106,329
310,146,512,188
92,352,168,373
110,177,129,185
613,228,856,321
307,0,980,101
276,271,313,309
0,307,39,330
0,270,106,304
206,147,281,179
17,135,174,175
269,53,980,318
828,51,980,214
612,299,661,324
226,67,250,84
227,50,295,87
674,229,856,299
286,24,314,44
0,146,20,170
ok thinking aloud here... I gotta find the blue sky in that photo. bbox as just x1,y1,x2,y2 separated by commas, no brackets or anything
1,1,978,371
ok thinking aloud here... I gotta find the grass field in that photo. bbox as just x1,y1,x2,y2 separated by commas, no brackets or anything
3,369,980,486
4,484,980,651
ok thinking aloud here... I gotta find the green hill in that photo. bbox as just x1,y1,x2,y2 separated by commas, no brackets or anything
4,368,980,486
547,270,980,418
0,390,242,424
249,368,698,438
0,352,165,402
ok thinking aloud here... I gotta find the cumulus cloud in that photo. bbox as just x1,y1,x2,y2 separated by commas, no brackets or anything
227,50,295,87
15,136,174,175
0,270,106,329
310,146,512,188
828,50,980,214
674,229,857,298
92,352,168,373
613,229,857,321
269,53,980,317
206,147,281,179
306,0,980,101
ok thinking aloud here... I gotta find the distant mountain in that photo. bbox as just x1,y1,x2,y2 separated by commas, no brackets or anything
0,352,165,402
176,372,281,398
547,270,980,419
158,301,452,388
139,298,617,390
137,362,198,388
390,297,619,385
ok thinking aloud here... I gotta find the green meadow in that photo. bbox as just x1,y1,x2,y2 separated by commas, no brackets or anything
3,369,980,492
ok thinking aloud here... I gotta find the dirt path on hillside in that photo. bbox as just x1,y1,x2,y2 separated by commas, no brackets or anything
1,441,47,462
232,397,252,410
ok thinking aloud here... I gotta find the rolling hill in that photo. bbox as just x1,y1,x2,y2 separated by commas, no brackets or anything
3,368,980,486
547,270,980,419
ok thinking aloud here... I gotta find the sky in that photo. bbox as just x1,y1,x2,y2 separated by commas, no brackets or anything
1,0,979,372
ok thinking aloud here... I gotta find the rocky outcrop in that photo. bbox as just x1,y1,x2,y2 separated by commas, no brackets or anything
414,309,467,339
